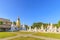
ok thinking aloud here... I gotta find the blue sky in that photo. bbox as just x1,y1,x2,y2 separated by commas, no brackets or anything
0,0,60,26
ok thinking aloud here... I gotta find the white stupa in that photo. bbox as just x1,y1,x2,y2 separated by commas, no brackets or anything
10,22,16,32
38,28,41,32
20,25,26,30
53,26,57,32
47,23,53,32
40,24,45,32
22,25,26,30
33,27,37,32
41,24,44,30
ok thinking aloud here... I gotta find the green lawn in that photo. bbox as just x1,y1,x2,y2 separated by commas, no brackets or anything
14,32,60,39
33,32,60,39
0,32,16,38
11,37,44,40
1,32,60,40
17,31,33,34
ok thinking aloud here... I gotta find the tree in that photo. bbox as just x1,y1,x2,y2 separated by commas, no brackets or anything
13,21,16,25
32,22,44,29
0,21,3,25
53,24,58,28
58,20,60,27
25,25,29,30
31,22,49,29
43,23,48,28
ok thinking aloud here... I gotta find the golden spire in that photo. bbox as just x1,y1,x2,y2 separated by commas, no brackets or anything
16,16,20,28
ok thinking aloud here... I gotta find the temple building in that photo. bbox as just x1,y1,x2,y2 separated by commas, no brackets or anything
0,17,21,31
0,18,11,31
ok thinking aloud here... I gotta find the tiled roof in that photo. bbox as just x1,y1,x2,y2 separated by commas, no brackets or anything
0,18,10,22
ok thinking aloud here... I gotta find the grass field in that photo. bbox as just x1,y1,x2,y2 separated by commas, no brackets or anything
11,37,44,40
17,31,33,34
1,32,60,40
0,32,16,38
16,32,60,39
33,32,60,39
